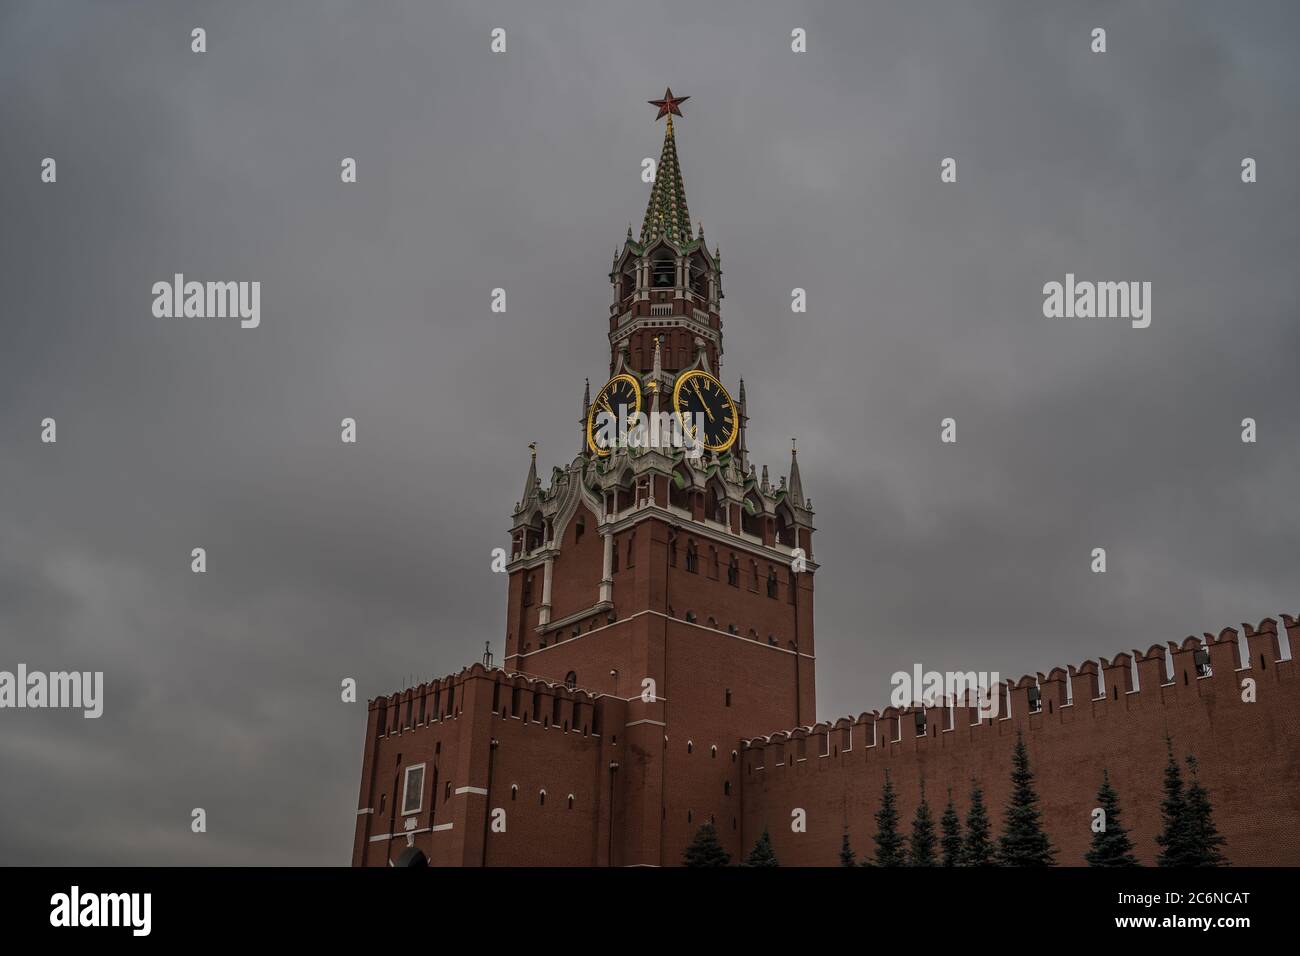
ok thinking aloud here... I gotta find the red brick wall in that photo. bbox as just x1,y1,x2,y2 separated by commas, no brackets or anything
353,667,630,867
740,620,1300,866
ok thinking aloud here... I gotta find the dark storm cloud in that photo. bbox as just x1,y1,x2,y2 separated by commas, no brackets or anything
0,0,1295,863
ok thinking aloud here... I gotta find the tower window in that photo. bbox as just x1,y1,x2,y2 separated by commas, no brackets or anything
401,766,425,817
727,556,739,587
522,574,533,606
575,516,585,542
685,542,698,573
767,569,778,599
565,671,577,690
725,689,732,707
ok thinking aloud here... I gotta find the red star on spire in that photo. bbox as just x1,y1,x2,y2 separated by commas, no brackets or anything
648,87,689,121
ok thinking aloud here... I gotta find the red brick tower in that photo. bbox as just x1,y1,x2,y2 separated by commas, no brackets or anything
503,92,817,864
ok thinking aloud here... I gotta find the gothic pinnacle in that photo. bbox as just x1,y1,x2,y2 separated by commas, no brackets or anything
788,439,805,508
522,441,538,504
580,379,591,456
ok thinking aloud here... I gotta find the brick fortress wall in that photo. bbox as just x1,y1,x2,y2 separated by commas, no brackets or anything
740,616,1300,866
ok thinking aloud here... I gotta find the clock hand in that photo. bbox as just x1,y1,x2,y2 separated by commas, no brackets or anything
690,380,715,422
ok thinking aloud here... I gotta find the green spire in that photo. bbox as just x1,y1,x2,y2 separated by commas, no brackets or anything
640,114,694,246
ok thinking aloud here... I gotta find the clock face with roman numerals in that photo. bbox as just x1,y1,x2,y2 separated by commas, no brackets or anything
672,370,737,453
586,373,642,457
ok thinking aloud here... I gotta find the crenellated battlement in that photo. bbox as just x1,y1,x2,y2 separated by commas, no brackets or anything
741,613,1297,759
367,663,606,737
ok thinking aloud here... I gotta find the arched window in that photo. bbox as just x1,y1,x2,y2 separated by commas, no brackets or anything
727,555,739,586
539,789,546,806
687,740,694,754
706,485,727,525
690,252,710,298
670,470,690,510
564,671,577,690
651,248,676,288
567,794,575,810
685,540,698,573
510,784,518,801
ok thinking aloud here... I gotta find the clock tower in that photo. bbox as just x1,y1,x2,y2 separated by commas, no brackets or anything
503,91,817,865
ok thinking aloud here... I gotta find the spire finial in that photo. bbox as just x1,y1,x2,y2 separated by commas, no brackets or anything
649,87,689,122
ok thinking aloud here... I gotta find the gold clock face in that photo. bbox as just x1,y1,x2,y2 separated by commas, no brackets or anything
586,373,643,457
672,370,738,453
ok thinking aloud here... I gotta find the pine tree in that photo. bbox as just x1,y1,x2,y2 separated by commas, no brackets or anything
908,782,937,866
839,829,856,867
744,828,779,867
1084,770,1138,867
1180,755,1228,866
682,820,731,867
996,731,1056,866
960,779,994,866
871,769,906,866
1155,737,1190,867
940,789,963,867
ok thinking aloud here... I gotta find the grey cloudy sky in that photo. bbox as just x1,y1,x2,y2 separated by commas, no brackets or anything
1,0,1296,865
